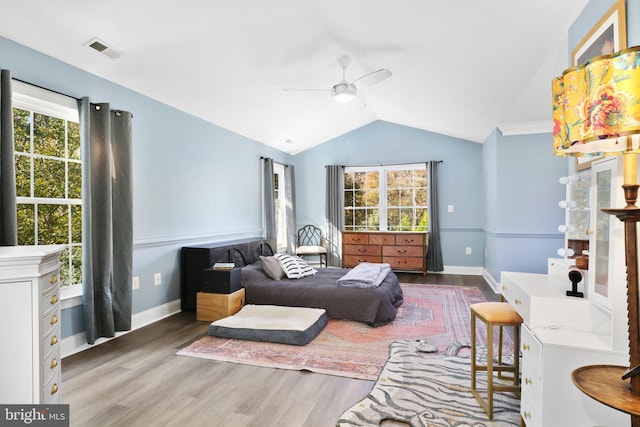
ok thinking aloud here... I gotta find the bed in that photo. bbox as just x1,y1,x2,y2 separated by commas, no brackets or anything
240,261,403,327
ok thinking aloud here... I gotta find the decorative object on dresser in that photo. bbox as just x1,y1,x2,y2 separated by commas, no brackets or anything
342,231,427,275
552,40,640,424
180,238,275,311
295,224,327,267
0,245,65,404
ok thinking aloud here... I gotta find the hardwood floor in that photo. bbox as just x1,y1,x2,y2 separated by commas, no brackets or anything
61,273,497,427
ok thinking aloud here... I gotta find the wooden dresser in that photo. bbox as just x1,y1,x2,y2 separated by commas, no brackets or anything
342,231,427,274
0,245,65,404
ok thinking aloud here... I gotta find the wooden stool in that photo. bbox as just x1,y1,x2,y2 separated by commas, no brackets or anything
470,302,522,419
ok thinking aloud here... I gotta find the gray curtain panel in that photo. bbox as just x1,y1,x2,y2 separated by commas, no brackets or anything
325,165,344,267
79,98,133,345
427,160,444,272
262,158,276,242
0,69,17,246
284,164,297,254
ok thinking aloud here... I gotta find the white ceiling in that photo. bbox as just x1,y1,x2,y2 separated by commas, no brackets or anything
0,0,588,154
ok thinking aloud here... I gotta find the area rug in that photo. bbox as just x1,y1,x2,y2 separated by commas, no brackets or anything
337,340,520,427
177,284,494,381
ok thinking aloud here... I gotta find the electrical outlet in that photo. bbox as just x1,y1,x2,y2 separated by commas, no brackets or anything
154,273,162,286
465,247,472,255
448,205,454,213
132,276,139,290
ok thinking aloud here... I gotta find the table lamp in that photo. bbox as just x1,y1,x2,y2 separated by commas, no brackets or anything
553,46,640,424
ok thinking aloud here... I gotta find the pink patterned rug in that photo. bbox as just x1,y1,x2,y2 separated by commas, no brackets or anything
177,284,489,381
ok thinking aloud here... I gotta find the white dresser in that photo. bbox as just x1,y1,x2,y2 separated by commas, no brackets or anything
501,271,629,427
0,245,65,404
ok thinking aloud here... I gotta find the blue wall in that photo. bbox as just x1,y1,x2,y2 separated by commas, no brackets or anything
293,121,486,268
483,130,567,281
0,36,291,338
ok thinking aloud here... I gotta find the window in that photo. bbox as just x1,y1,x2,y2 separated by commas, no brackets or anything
273,163,287,253
344,164,428,232
12,81,81,289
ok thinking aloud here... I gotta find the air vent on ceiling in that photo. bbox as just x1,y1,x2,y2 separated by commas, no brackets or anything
83,38,124,60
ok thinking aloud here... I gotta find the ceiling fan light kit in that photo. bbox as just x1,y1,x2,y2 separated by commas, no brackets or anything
332,83,357,102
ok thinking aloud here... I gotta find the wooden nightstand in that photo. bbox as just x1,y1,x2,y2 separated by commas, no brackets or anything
196,288,245,321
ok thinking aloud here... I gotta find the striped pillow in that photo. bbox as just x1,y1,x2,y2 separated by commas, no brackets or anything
274,253,318,279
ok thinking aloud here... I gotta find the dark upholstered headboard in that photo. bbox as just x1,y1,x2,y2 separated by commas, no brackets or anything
180,237,276,311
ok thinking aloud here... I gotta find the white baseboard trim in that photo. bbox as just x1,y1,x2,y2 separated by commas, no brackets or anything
482,270,500,293
61,299,181,358
430,265,484,275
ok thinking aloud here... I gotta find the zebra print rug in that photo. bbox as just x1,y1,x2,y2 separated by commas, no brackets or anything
337,340,520,427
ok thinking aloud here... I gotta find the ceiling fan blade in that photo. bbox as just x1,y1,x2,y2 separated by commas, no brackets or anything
283,88,330,92
352,69,392,87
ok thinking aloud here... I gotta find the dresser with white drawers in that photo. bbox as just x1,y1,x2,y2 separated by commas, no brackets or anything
0,245,65,404
501,271,629,427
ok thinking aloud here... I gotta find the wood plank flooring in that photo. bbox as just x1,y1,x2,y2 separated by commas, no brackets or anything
61,273,497,427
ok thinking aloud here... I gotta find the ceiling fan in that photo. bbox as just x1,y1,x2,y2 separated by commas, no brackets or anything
284,55,392,106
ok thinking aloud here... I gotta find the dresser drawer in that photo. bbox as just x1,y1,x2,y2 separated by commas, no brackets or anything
382,245,423,257
343,255,382,267
501,280,531,323
369,234,395,245
342,233,369,245
40,284,59,317
384,256,424,270
41,309,60,339
520,393,541,427
43,350,60,387
521,359,543,414
395,233,425,246
521,325,542,375
343,244,381,256
41,323,60,360
42,374,61,404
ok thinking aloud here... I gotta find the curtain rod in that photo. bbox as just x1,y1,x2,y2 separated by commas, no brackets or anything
13,77,80,102
260,156,288,167
326,160,443,168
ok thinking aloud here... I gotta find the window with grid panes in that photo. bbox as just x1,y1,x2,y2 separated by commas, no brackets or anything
344,164,428,232
13,82,82,288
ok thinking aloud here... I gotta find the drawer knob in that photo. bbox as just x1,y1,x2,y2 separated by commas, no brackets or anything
50,294,58,304
51,383,58,395
51,358,58,369
50,315,58,325
50,274,57,284
515,298,522,305
501,285,507,291
523,411,531,419
523,344,530,351
50,335,58,346
525,377,533,385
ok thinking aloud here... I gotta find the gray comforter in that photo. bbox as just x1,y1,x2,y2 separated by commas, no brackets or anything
241,262,403,327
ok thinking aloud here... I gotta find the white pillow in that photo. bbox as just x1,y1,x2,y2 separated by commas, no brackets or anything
274,253,317,279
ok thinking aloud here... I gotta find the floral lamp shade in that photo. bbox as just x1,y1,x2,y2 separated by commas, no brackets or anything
553,46,640,158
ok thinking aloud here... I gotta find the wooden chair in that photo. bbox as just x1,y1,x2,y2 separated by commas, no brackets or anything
295,225,327,267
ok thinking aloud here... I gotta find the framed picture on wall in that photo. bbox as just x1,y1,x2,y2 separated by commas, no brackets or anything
572,0,627,170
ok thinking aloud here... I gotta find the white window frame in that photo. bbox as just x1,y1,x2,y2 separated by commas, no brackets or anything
12,80,82,304
344,163,427,232
273,163,287,253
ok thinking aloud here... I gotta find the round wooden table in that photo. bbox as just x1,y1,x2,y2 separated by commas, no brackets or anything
572,365,640,422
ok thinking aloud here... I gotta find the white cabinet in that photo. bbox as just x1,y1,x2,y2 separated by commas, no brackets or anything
0,245,65,404
501,271,629,427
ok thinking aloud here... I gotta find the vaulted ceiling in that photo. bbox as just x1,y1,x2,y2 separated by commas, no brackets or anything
0,0,588,154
